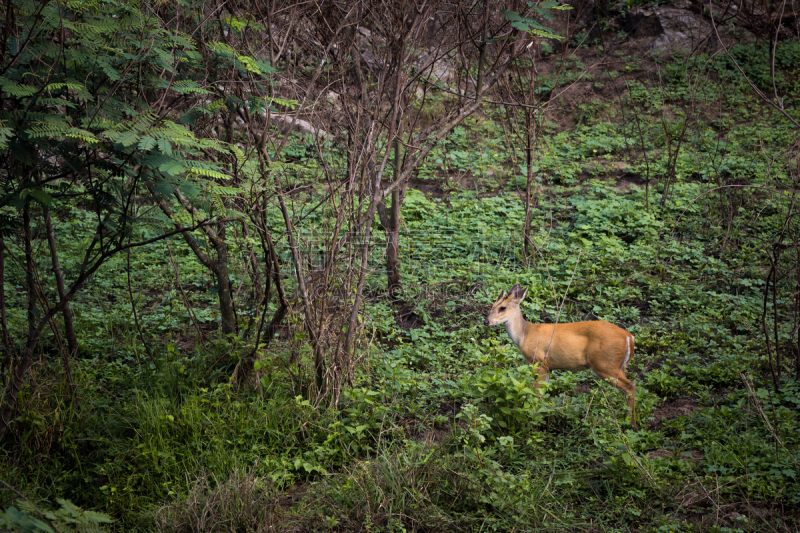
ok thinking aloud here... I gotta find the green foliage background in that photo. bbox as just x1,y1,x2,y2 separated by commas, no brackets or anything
0,0,799,532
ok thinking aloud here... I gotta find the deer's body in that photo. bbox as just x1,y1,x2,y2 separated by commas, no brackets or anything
485,285,636,426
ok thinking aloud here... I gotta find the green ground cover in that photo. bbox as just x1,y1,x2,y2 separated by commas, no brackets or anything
2,29,800,533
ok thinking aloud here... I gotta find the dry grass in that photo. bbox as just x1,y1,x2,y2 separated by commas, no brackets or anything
155,470,282,533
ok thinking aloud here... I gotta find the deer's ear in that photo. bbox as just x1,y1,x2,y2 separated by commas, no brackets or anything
509,284,521,296
511,286,527,302
495,290,507,303
516,286,528,302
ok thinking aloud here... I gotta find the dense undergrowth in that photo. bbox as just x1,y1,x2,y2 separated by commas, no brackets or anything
3,22,800,533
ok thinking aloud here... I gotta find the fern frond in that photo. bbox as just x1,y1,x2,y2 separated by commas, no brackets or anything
117,128,140,147
72,21,117,39
65,127,99,144
158,160,185,175
208,41,235,57
0,122,13,149
27,119,69,139
138,136,156,151
211,193,226,213
141,154,173,169
44,82,87,93
208,183,241,196
228,143,246,162
0,80,37,98
170,80,212,95
65,0,104,14
502,4,567,40
95,58,121,81
187,166,229,180
157,137,172,156
270,97,299,110
37,98,77,107
525,27,564,40
21,188,55,207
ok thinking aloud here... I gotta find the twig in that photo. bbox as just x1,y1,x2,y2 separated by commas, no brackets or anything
740,373,800,469
0,479,63,533
545,249,582,361
709,0,800,130
126,242,154,361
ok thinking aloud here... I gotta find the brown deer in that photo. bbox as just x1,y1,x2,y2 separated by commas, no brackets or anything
484,284,636,426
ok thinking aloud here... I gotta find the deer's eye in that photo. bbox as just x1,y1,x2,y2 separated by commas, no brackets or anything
499,307,506,312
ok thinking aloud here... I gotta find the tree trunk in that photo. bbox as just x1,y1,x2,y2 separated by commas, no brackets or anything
378,138,404,299
23,205,35,366
345,166,384,358
44,208,79,356
278,194,324,392
762,258,780,391
260,225,290,349
0,205,37,442
213,222,236,336
153,190,237,336
0,237,10,386
1,215,221,441
796,247,800,381
240,205,293,383
523,108,535,260
242,221,264,312
386,187,402,297
0,335,36,442
388,139,403,299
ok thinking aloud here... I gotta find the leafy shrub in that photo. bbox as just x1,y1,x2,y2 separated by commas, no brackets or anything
467,364,547,436
570,182,664,242
0,499,112,533
719,41,800,91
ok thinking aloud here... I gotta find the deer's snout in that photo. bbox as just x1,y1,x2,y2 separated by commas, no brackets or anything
483,318,489,326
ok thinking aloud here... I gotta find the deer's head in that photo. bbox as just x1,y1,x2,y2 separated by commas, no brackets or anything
484,284,527,326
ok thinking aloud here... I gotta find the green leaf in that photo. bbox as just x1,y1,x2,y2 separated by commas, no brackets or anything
157,137,172,156
159,161,185,175
138,136,156,151
21,188,55,207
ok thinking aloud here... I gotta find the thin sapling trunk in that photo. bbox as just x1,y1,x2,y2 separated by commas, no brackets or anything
44,207,78,356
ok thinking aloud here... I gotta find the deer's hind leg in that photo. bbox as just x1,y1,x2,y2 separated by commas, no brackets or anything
615,371,636,428
595,368,637,428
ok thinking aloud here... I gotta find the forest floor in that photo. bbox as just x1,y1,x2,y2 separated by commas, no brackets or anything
2,7,800,533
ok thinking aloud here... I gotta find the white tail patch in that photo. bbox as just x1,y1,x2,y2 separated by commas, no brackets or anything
619,336,632,371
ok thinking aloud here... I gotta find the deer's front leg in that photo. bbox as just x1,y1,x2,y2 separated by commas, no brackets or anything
533,362,549,393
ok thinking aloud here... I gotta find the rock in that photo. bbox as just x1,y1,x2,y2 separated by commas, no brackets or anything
703,1,737,20
668,0,693,9
430,62,455,83
626,6,711,51
326,91,342,111
416,53,456,83
359,50,384,71
269,114,330,138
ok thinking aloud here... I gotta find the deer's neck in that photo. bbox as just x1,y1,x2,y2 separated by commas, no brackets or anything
504,308,528,348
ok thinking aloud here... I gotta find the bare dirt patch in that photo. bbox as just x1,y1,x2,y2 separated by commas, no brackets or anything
576,381,593,395
411,428,451,445
615,175,650,192
650,397,698,429
395,304,423,330
553,81,599,109
648,448,704,464
408,175,445,198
